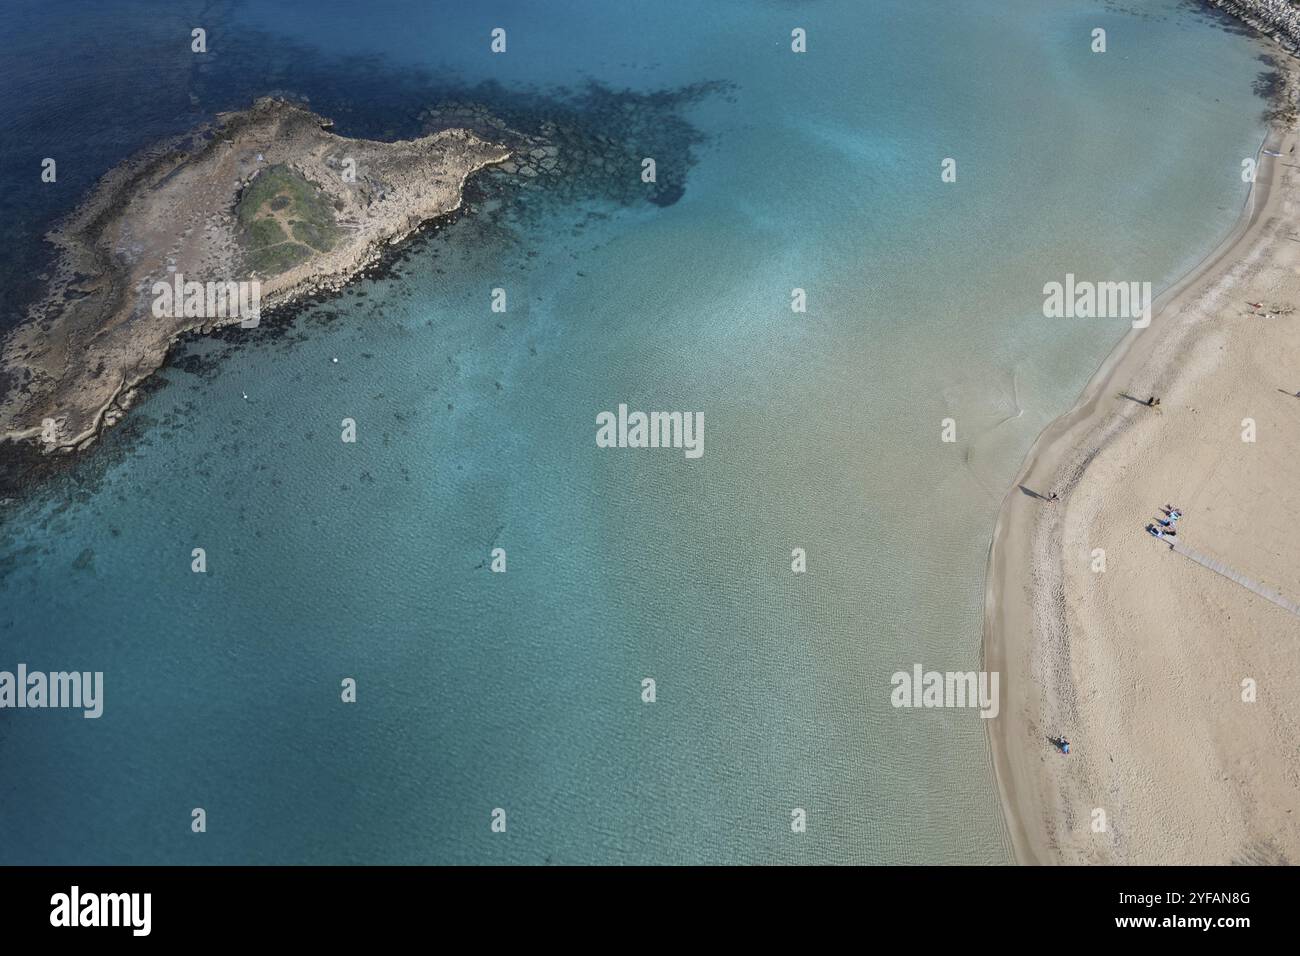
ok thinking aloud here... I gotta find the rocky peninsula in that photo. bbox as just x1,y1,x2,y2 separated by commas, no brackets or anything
0,97,510,454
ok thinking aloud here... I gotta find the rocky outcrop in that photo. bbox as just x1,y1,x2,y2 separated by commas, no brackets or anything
1210,0,1300,52
0,98,509,454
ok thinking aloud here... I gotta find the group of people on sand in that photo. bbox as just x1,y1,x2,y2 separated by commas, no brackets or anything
1056,505,1187,755
1146,504,1183,547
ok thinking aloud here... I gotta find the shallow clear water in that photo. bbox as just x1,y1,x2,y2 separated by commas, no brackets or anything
0,0,1271,862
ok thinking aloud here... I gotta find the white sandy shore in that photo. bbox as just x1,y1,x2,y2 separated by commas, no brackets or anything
985,99,1300,862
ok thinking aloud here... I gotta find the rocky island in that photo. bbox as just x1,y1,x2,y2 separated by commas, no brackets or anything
0,97,510,454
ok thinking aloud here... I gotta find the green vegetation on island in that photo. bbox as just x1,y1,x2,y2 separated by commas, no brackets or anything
236,164,341,275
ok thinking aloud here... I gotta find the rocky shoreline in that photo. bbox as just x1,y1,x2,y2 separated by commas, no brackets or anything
1210,0,1300,53
0,98,510,455
0,78,730,500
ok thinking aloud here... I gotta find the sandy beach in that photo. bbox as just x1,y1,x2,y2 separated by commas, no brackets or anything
986,64,1300,864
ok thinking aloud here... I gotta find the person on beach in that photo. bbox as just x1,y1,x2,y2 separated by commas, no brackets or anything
1048,492,1059,502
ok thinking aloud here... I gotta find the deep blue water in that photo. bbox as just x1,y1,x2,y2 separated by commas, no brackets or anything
0,0,1273,862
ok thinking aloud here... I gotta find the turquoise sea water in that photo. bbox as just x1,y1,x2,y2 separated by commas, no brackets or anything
0,0,1271,862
